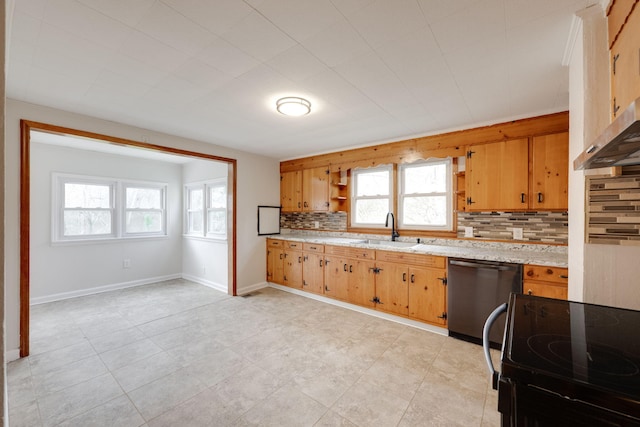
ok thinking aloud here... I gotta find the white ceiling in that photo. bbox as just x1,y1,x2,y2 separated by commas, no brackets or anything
8,0,595,160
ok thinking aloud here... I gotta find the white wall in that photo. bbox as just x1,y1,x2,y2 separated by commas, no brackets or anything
5,99,281,355
30,142,184,302
181,159,229,291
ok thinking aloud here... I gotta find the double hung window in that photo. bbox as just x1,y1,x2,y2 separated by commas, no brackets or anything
398,159,452,230
185,179,227,238
351,165,393,227
54,174,167,242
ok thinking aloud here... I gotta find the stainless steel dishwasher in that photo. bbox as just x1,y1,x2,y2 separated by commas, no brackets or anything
447,258,522,346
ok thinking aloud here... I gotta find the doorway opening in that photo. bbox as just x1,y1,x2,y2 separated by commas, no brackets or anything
20,120,237,357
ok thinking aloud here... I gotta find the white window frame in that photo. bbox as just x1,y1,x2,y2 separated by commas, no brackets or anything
122,182,168,237
52,173,168,242
184,178,227,240
398,158,453,231
350,165,393,228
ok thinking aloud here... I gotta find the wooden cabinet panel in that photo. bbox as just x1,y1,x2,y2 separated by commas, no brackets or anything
303,252,324,294
466,139,529,211
280,171,301,212
283,249,302,289
375,262,409,316
531,133,569,210
324,255,349,300
302,167,330,211
267,246,284,285
610,2,640,119
303,243,324,253
325,245,375,259
408,267,447,326
347,259,376,308
524,265,568,284
375,250,445,268
524,281,568,300
607,0,638,48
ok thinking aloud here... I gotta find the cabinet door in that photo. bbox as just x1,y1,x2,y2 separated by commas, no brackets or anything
375,261,409,316
267,248,284,285
531,133,568,210
347,259,376,308
324,255,349,300
281,171,302,212
303,252,324,294
302,167,329,212
524,281,568,300
283,250,303,289
408,267,447,326
467,139,529,211
611,4,640,120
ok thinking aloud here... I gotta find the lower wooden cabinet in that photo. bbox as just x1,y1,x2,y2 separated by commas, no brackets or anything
524,264,568,300
268,239,452,328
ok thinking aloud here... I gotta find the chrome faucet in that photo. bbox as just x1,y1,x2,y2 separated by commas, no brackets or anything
385,212,400,241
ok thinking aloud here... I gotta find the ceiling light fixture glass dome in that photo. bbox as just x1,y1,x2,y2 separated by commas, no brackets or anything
276,97,311,116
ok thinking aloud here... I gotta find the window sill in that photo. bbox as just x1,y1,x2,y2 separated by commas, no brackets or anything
51,234,170,246
182,234,227,243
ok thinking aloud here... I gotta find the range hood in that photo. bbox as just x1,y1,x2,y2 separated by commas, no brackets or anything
574,97,640,170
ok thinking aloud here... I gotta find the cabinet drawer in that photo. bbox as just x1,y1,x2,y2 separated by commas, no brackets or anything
524,265,568,284
607,0,638,48
324,245,375,259
303,243,324,253
285,241,303,250
524,280,568,300
376,250,445,269
267,239,283,248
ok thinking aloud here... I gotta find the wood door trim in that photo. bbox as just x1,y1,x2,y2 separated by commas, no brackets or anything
19,119,238,358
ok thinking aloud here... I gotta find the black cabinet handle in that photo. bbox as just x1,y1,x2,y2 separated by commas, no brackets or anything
521,193,526,203
304,201,308,208
319,259,323,267
559,275,569,279
402,272,407,282
298,256,302,263
349,265,353,273
344,264,348,272
279,253,283,260
538,192,543,203
410,274,415,283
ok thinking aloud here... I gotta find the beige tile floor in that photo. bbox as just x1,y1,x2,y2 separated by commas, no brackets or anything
7,279,500,426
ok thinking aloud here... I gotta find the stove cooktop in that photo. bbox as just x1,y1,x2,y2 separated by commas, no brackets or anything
503,294,640,399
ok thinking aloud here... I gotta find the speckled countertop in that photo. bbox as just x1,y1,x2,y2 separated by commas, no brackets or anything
269,231,568,267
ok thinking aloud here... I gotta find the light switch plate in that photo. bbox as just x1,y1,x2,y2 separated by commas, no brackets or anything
513,228,523,240
464,226,474,237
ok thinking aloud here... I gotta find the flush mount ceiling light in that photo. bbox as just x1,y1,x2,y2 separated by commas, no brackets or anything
276,97,311,116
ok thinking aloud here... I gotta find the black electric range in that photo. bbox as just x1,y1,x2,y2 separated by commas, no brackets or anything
485,293,640,426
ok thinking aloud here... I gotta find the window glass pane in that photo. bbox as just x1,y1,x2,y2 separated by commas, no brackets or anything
189,189,203,209
404,164,446,194
354,199,388,224
402,196,447,226
188,211,203,233
64,183,111,208
63,211,111,235
126,211,162,233
209,185,226,208
356,170,389,196
207,210,226,234
126,187,161,209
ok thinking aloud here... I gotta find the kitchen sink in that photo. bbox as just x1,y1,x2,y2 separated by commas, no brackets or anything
364,239,419,248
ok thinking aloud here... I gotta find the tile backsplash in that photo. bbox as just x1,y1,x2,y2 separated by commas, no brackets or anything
281,211,568,244
587,167,640,245
457,211,568,244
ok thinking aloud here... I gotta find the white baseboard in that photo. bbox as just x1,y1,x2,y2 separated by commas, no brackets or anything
237,281,269,296
5,349,20,362
30,274,182,305
268,283,448,336
181,274,227,293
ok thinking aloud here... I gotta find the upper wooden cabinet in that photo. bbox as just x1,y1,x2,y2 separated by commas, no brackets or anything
280,167,330,212
466,134,568,211
280,171,302,212
531,132,569,210
608,0,640,119
466,138,529,211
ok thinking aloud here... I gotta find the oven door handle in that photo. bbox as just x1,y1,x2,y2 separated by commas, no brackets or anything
483,303,508,390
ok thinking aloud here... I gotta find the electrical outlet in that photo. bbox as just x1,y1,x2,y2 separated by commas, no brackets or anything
464,226,474,238
314,221,320,228
513,228,523,240
123,258,131,269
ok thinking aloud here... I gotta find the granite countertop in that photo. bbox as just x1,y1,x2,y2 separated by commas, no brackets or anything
269,232,568,267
